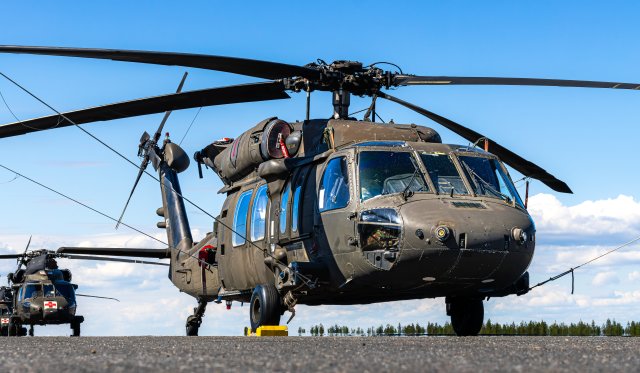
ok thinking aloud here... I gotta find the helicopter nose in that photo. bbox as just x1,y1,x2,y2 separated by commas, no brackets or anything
397,198,535,285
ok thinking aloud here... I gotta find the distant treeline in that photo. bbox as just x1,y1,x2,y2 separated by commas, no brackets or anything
299,320,640,337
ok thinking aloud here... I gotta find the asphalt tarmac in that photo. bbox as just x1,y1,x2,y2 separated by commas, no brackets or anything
0,336,638,372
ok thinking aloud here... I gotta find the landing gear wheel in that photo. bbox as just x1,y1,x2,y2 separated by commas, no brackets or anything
8,321,18,337
185,298,207,337
249,284,282,332
449,299,484,336
186,316,200,336
71,320,81,337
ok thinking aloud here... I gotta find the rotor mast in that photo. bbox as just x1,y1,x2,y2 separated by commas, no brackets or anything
332,89,350,119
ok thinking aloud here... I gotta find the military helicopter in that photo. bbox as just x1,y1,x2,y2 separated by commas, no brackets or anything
1,237,169,336
0,286,13,336
1,46,639,336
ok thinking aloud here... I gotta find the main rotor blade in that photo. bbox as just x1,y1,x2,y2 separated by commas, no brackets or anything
0,45,319,80
65,254,169,266
115,71,189,229
379,92,572,193
0,254,23,259
76,293,120,302
16,235,32,270
394,75,640,90
0,81,290,138
57,247,170,258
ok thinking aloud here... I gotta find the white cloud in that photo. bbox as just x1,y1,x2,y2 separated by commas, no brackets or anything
528,193,640,242
629,271,640,281
492,286,590,310
552,247,640,270
592,271,620,286
591,291,640,307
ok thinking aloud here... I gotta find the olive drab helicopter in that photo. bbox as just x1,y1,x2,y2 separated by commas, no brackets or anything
0,286,13,336
0,237,169,336
0,46,638,337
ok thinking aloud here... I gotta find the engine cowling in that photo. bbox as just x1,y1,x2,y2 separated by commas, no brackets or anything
203,117,293,184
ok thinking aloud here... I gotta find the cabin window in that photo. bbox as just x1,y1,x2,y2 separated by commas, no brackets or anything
279,183,290,234
359,151,428,201
292,184,302,232
232,190,253,246
319,157,350,212
250,185,268,241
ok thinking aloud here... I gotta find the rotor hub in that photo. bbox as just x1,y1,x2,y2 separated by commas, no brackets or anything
284,60,392,97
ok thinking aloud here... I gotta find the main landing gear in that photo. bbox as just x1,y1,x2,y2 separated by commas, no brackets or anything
7,319,26,337
447,298,484,336
249,284,283,332
186,298,207,336
70,317,83,337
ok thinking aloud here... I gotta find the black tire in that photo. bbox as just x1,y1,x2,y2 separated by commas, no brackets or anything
71,322,80,337
186,316,199,336
249,284,282,332
20,327,27,337
450,299,484,336
8,321,18,337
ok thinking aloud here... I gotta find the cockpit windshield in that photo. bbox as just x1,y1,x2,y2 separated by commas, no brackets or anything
42,283,75,301
359,151,428,201
419,152,469,195
458,155,524,207
23,284,42,299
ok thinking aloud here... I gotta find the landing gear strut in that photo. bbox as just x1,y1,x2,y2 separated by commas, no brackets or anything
186,298,207,336
29,325,34,337
447,298,484,336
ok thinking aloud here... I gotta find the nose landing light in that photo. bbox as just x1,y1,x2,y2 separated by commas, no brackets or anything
511,228,527,244
435,226,451,242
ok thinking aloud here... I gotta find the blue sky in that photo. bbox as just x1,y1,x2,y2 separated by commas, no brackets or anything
0,1,639,335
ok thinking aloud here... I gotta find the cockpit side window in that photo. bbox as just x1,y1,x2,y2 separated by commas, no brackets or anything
232,190,253,246
250,185,268,242
359,151,428,201
419,153,469,195
54,283,75,302
319,157,350,212
458,155,524,206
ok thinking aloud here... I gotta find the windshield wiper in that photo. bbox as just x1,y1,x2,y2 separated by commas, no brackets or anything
402,157,426,200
